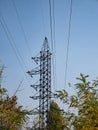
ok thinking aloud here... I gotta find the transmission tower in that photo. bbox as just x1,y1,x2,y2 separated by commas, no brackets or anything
27,37,52,130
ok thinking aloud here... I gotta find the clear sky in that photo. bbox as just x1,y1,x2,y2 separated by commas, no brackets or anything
0,0,98,111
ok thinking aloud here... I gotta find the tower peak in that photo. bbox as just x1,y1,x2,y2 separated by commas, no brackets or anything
41,37,50,52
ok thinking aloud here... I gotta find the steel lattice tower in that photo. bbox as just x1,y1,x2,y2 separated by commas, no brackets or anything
27,37,51,130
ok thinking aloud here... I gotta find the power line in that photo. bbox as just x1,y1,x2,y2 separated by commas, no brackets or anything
0,18,23,71
13,79,24,96
64,0,73,89
0,11,28,70
11,0,32,56
49,0,56,92
52,0,57,90
0,11,30,84
49,0,54,53
0,12,27,69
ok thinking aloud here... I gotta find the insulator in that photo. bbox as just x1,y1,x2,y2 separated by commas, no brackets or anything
32,57,40,64
30,96,39,100
30,85,39,91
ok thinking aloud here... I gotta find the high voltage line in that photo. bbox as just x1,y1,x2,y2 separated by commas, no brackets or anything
0,11,30,85
0,0,72,93
49,0,56,92
52,0,57,90
64,0,73,89
0,13,27,70
49,0,73,91
11,0,32,56
49,0,54,53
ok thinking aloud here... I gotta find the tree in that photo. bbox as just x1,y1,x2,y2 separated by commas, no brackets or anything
31,101,65,130
47,100,65,130
0,87,33,130
57,74,98,130
0,67,33,130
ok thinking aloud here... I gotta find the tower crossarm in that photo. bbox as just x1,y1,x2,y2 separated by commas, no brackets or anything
30,84,40,91
30,96,39,100
27,67,40,77
32,57,40,64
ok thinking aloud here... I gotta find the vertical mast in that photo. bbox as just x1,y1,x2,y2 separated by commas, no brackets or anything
27,37,51,130
39,37,51,129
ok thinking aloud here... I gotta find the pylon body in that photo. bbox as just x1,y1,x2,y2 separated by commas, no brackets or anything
39,37,51,129
27,37,51,130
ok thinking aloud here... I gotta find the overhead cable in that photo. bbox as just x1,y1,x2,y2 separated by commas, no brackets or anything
11,0,32,56
0,11,30,84
49,0,56,91
52,0,57,90
64,0,73,89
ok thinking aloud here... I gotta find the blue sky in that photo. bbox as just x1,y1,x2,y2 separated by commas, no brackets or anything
0,0,98,110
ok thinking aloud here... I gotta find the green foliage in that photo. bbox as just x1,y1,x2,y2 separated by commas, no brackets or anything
0,87,33,130
0,67,33,130
56,90,69,103
57,74,98,130
47,100,65,130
